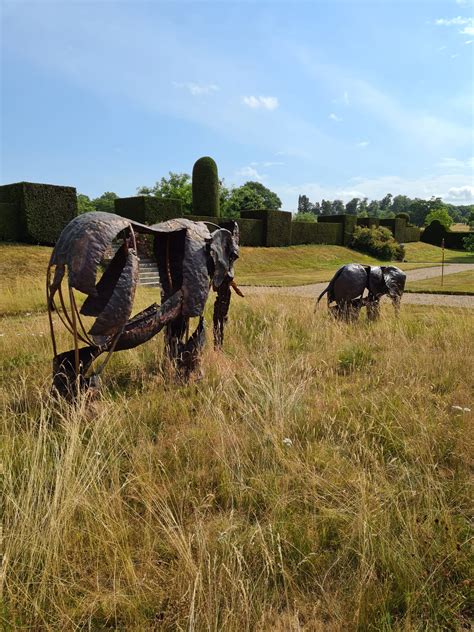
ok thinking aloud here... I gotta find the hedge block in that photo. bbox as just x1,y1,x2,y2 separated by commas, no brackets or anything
0,202,21,241
192,156,219,217
0,182,77,245
115,196,183,224
404,226,421,243
319,214,357,246
241,209,292,247
380,218,405,242
422,220,473,249
290,221,343,245
357,217,380,228
187,215,264,246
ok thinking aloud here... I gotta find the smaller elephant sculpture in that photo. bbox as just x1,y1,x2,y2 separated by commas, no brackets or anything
317,263,406,321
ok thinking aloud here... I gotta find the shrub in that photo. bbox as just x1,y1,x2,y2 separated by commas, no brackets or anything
293,212,316,223
350,225,405,261
463,233,474,252
192,156,219,217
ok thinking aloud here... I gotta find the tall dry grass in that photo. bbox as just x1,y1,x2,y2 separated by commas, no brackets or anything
1,297,473,630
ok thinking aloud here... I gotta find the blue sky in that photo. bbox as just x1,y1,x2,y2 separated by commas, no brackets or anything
2,0,473,210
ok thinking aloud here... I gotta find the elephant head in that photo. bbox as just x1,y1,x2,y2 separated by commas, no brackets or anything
209,222,240,290
369,265,406,311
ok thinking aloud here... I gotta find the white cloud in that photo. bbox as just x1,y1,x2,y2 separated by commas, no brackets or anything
438,45,448,50
329,113,342,122
460,26,474,35
465,40,473,43
448,185,474,201
235,166,264,181
357,140,370,147
437,156,474,169
263,161,285,167
435,16,472,26
451,53,460,58
242,95,279,110
173,82,219,96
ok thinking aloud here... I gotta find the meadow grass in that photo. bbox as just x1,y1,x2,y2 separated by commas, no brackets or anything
406,270,474,295
402,242,474,265
1,293,473,631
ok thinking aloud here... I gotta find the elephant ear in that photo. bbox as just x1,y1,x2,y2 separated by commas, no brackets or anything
210,226,239,290
368,266,385,295
383,266,406,297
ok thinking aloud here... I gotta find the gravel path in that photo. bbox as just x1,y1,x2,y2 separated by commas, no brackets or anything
242,264,474,308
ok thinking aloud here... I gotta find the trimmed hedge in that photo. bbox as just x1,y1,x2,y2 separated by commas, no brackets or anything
357,217,380,228
0,202,21,241
291,221,343,245
187,215,264,246
0,182,77,245
192,156,219,217
351,226,405,261
422,220,474,249
318,214,357,246
115,196,183,224
379,218,405,242
241,209,292,246
404,226,421,242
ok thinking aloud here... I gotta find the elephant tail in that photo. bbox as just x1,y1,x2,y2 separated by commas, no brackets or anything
316,286,329,305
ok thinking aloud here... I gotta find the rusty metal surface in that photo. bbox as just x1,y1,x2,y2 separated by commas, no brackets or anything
48,212,240,397
88,247,139,340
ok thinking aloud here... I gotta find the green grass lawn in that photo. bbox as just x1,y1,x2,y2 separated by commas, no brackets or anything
406,269,474,294
236,244,434,286
1,242,473,313
403,241,474,264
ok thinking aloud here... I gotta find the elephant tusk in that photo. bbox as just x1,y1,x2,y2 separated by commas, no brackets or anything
230,280,245,297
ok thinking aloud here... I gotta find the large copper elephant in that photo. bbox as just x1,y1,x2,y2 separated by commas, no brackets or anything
46,212,241,398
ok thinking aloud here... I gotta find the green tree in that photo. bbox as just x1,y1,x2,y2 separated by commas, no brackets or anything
243,181,282,209
345,198,360,215
391,195,411,216
409,197,448,226
357,198,369,217
298,194,311,213
138,172,193,214
379,193,393,212
221,186,265,218
468,209,474,228
424,207,453,229
463,233,474,252
331,199,345,214
367,200,380,217
92,191,118,214
321,199,332,215
77,194,95,214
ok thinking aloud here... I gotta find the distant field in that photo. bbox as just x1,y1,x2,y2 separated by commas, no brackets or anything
236,244,434,286
403,241,474,264
451,223,470,232
406,270,474,294
1,242,473,312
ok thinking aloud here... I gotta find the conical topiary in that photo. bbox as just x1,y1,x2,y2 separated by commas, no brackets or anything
192,156,219,217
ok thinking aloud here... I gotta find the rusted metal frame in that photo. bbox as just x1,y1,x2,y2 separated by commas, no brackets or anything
57,284,90,345
69,288,96,347
46,264,58,357
166,234,173,292
90,328,122,379
68,286,80,382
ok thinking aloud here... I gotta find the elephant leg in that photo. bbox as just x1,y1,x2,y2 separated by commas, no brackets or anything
52,345,103,400
175,317,206,381
366,295,381,321
213,280,232,349
165,316,188,364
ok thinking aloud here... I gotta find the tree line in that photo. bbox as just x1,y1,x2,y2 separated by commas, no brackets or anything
77,174,473,229
77,174,282,219
297,193,474,228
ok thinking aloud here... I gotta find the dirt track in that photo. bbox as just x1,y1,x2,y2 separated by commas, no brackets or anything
242,264,474,308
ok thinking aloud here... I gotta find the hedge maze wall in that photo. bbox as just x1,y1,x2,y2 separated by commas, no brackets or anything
291,221,343,245
0,182,77,244
115,196,183,224
241,209,292,247
421,220,473,249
